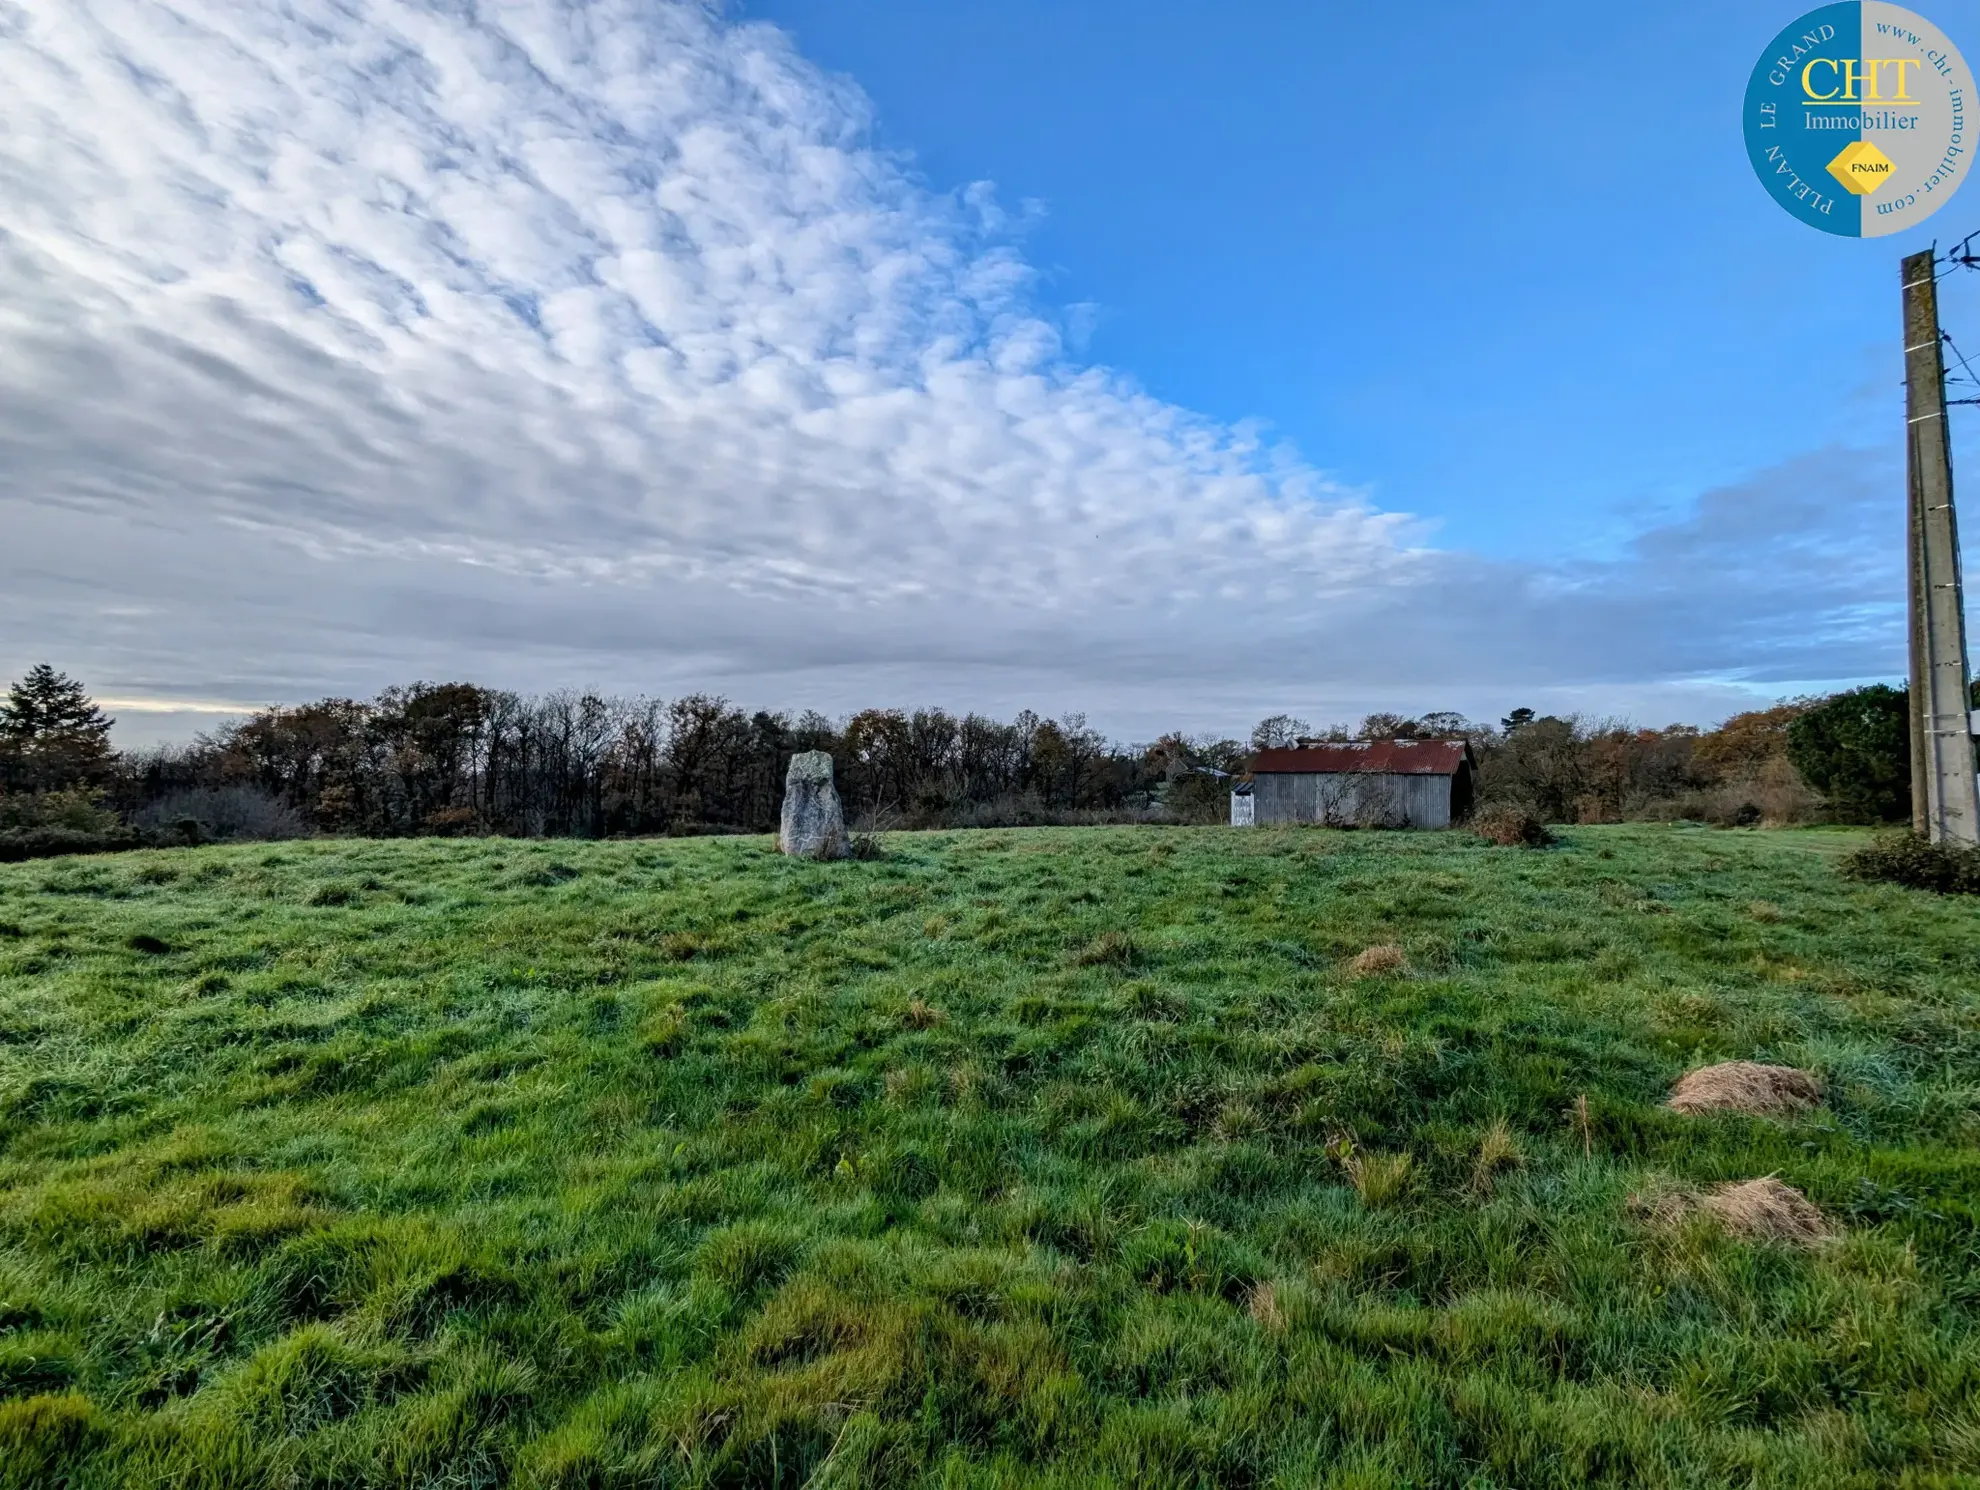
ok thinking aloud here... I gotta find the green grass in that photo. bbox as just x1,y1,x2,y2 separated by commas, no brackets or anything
2,824,1979,1487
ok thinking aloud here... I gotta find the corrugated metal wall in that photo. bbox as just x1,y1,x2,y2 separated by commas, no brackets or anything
1251,772,1455,828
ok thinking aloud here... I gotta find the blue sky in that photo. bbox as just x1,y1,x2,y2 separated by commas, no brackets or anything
750,0,1980,558
1,0,1976,742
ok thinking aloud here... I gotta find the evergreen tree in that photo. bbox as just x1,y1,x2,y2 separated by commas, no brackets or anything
1500,707,1537,734
1786,684,1910,824
0,665,116,791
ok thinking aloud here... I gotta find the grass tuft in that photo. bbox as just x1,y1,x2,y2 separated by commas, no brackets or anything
1347,943,1407,977
1068,930,1137,968
1469,1117,1524,1195
0,1393,103,1490
899,997,945,1031
1347,1149,1415,1208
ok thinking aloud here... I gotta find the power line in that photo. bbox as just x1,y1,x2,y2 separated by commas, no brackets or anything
1942,230,1980,276
1931,239,1980,409
1944,329,1980,394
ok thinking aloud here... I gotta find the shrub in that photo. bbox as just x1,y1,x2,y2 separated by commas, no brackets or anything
1841,833,1980,895
1787,685,1910,823
0,788,119,834
132,786,306,843
0,827,141,863
1469,804,1552,847
1632,757,1825,827
421,804,479,835
1474,715,1584,823
1154,770,1236,825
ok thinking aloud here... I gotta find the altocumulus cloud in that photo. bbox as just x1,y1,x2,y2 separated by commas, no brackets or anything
0,0,1904,733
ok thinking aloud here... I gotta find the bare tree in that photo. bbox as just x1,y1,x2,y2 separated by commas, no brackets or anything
1250,714,1312,751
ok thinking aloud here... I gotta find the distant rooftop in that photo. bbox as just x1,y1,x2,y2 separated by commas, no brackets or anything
1251,739,1473,777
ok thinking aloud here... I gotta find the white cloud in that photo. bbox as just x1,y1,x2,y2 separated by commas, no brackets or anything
0,0,1910,739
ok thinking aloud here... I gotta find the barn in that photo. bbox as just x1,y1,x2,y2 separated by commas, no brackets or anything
1244,739,1476,829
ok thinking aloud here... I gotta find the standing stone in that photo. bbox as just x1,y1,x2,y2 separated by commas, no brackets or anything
779,751,850,860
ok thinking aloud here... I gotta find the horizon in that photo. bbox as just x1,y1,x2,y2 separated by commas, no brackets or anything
75,672,1828,755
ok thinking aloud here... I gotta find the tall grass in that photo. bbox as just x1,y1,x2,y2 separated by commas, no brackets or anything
1,825,1978,1486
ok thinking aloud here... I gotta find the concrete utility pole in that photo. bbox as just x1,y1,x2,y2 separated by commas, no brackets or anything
1899,249,1980,847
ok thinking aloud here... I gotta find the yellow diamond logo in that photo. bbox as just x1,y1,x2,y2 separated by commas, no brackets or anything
1827,139,1896,196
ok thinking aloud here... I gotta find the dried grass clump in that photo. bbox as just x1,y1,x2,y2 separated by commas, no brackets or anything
1246,1280,1286,1333
900,998,946,1031
1700,1178,1834,1245
1348,944,1408,978
1470,804,1553,848
1668,1061,1821,1118
1633,1175,1835,1247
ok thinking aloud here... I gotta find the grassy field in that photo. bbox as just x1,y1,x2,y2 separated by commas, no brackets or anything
2,824,1979,1488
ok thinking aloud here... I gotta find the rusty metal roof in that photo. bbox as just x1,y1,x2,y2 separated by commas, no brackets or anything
1251,739,1473,776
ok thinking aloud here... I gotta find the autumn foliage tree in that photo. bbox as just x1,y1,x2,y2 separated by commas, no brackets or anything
1693,703,1807,780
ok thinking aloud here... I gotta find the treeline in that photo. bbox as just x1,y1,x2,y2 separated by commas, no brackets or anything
115,687,1148,839
0,665,1968,854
